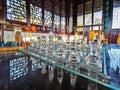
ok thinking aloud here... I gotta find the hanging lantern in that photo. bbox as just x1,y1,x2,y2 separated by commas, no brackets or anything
25,27,30,32
31,25,37,32
61,30,66,34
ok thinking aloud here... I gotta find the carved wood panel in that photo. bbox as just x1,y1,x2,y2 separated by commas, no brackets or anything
109,29,120,44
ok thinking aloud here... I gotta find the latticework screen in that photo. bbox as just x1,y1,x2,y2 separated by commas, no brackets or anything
30,4,42,25
7,0,26,22
112,0,120,29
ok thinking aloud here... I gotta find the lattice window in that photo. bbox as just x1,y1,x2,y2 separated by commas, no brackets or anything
93,11,102,24
54,0,60,29
77,16,83,26
77,4,83,26
54,0,60,16
94,0,103,25
30,0,42,7
44,0,52,27
61,17,65,30
30,4,42,25
85,0,92,25
7,0,26,22
112,0,120,29
77,0,103,27
108,49,120,73
54,15,60,29
44,10,52,27
85,13,92,26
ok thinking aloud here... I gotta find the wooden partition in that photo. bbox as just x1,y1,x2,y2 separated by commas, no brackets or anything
108,29,120,44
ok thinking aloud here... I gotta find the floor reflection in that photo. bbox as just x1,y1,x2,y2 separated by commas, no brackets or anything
0,50,118,90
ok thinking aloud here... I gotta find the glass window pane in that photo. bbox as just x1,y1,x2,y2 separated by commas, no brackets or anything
44,0,52,27
94,0,103,25
85,13,92,25
85,0,92,25
44,10,52,27
77,4,83,26
54,15,60,29
61,17,65,31
77,15,83,26
93,11,102,24
54,1,60,30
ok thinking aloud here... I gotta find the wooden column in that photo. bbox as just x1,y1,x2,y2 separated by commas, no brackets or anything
52,0,54,32
72,0,77,34
103,0,113,43
42,0,45,31
67,1,70,33
0,25,1,42
65,0,70,34
91,0,94,29
0,24,4,42
0,0,6,42
65,0,67,33
26,0,30,27
103,0,113,34
83,1,85,26
0,0,5,23
1,25,4,42
4,0,7,24
59,0,62,33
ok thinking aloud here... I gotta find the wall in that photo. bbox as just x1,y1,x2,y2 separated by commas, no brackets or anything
4,31,14,42
4,30,71,43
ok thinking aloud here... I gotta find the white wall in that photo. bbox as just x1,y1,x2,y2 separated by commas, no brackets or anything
4,31,14,43
4,31,79,42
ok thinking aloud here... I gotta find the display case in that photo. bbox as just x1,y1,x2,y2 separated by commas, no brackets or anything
19,43,120,90
0,31,120,90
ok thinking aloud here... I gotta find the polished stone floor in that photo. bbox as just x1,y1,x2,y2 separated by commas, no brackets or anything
0,63,110,90
0,45,119,90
